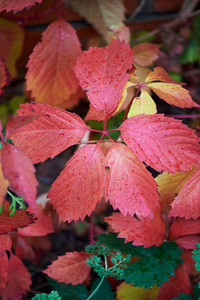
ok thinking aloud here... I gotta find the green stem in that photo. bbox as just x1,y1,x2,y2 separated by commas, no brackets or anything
86,276,105,300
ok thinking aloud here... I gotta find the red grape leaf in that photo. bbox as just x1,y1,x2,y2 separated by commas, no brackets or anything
8,103,88,164
104,207,166,247
66,0,125,41
157,267,192,300
169,166,200,219
133,43,161,67
119,114,200,173
75,39,133,116
0,17,24,77
105,143,160,219
0,200,36,234
0,254,31,300
0,252,8,293
18,204,54,236
26,19,82,107
0,0,42,12
0,235,12,252
1,143,38,213
169,217,200,240
43,251,91,285
48,144,105,223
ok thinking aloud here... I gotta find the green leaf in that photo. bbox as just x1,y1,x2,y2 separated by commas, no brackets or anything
172,285,200,300
49,279,88,300
32,291,61,300
90,278,115,300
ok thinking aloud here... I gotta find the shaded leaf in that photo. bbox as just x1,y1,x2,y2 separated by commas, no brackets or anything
0,0,42,12
49,280,88,300
0,57,9,93
0,235,12,252
75,39,133,116
133,43,161,67
119,114,200,173
90,278,115,300
8,103,88,164
48,144,105,223
169,217,200,241
43,251,91,285
26,19,82,107
116,281,159,300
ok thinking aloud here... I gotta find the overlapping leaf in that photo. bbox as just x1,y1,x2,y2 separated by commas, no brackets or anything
169,166,200,219
48,144,105,223
75,39,133,116
119,114,200,173
0,252,8,293
0,235,12,252
0,0,42,12
133,43,161,67
116,282,159,300
0,57,9,94
8,103,88,164
26,19,82,107
105,143,160,218
43,251,91,285
169,217,200,241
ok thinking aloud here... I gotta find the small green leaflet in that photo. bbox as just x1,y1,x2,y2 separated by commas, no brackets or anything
32,291,61,300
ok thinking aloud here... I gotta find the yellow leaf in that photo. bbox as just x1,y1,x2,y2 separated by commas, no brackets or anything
113,81,135,116
128,90,157,117
116,281,159,300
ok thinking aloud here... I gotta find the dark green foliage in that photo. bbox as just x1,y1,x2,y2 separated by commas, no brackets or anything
172,285,200,300
193,243,200,288
49,279,88,300
98,233,183,288
89,278,115,300
32,290,61,300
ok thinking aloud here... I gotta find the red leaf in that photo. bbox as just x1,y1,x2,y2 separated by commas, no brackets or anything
119,114,200,173
43,251,91,285
85,104,105,121
0,254,31,300
105,143,160,218
104,207,166,247
8,103,88,164
26,19,82,107
0,235,12,252
0,200,36,234
176,235,200,250
169,217,200,240
0,252,8,293
75,39,133,116
5,115,40,138
0,0,42,12
48,144,105,223
157,267,192,300
0,57,9,93
1,143,38,213
133,43,161,67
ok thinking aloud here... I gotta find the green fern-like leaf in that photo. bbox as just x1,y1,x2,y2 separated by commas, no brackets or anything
32,290,61,300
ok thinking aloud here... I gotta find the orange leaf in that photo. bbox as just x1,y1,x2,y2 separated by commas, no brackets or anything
43,251,91,285
26,19,82,107
0,0,42,12
133,43,161,67
116,281,159,300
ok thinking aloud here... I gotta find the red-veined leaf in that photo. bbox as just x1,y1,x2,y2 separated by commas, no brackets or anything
0,200,36,234
0,254,31,300
26,19,82,107
104,207,166,247
0,235,12,252
48,144,105,223
8,103,88,164
1,143,38,213
119,114,200,173
169,166,200,219
43,251,91,285
105,143,160,218
0,252,8,293
0,0,42,12
75,39,133,116
133,43,161,67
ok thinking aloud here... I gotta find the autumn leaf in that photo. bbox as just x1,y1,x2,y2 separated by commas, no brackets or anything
85,104,106,121
0,0,42,12
0,254,31,300
26,19,82,107
105,143,160,219
119,114,200,173
0,200,36,234
8,103,88,164
75,39,133,117
104,207,166,247
0,151,8,207
0,235,12,253
1,143,38,213
48,144,105,223
169,166,200,219
0,57,9,94
66,0,126,41
116,281,159,300
43,251,91,285
0,252,8,293
0,17,24,77
133,43,161,67
169,217,200,241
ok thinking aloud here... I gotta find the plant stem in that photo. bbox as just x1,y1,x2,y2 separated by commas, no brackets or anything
86,276,105,300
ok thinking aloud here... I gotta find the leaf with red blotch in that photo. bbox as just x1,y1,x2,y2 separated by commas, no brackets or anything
145,67,199,108
0,200,36,234
0,252,8,293
26,19,82,107
43,251,91,285
0,57,9,94
169,217,200,241
133,43,161,67
75,39,133,116
66,0,125,42
105,143,160,219
169,166,200,219
119,114,200,173
0,18,24,78
0,235,12,252
18,204,54,236
8,103,88,164
48,144,105,223
157,267,192,300
0,0,42,12
0,254,31,300
1,143,38,214
104,207,166,247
